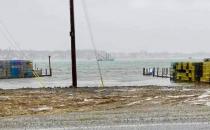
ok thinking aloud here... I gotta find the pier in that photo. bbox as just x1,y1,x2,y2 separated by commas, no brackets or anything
0,56,52,79
143,67,172,79
33,56,53,77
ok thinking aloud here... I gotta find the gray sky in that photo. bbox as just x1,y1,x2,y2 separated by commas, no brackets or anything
0,0,210,53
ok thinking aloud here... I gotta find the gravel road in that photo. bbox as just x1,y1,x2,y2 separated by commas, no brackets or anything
0,86,210,130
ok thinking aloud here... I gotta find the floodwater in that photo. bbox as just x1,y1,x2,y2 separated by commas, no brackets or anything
0,59,192,89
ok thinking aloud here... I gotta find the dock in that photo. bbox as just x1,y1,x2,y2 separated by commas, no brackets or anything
0,56,52,79
143,67,172,79
143,59,210,83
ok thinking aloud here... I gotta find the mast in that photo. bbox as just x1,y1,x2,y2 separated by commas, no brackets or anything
70,0,77,87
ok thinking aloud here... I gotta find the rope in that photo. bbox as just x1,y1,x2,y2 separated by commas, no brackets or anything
81,0,105,87
0,20,46,88
0,21,22,59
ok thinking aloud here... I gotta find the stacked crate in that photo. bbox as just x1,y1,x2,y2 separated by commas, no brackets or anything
0,60,33,79
171,62,202,82
200,60,210,83
0,61,10,79
23,61,33,77
10,60,22,78
176,62,195,82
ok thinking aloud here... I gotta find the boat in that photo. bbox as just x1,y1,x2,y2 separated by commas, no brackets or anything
97,53,114,61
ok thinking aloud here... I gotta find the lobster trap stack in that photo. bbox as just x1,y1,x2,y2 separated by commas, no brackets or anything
0,60,33,79
171,62,203,82
200,59,210,83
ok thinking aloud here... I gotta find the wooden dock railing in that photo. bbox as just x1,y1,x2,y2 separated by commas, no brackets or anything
143,67,171,78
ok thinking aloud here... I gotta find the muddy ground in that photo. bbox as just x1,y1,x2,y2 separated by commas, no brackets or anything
0,85,210,129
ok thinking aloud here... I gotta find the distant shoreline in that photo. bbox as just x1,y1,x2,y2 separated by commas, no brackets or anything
1,49,210,60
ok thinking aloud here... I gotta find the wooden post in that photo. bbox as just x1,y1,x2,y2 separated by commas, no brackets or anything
48,56,52,76
45,69,48,75
146,68,148,75
143,68,145,75
148,68,150,75
162,68,164,77
6,69,8,78
153,68,155,77
149,68,151,75
70,0,77,87
166,68,168,77
157,68,159,77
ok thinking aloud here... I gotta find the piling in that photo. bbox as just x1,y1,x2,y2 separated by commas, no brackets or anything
49,56,52,76
45,69,48,75
143,68,145,75
153,68,155,77
162,68,164,77
166,68,168,76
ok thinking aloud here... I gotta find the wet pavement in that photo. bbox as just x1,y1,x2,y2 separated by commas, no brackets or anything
3,123,210,130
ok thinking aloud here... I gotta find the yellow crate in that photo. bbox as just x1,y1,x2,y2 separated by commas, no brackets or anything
203,65,210,68
181,78,189,81
202,74,210,77
176,63,182,70
203,67,210,69
203,73,210,75
183,77,195,81
176,73,186,78
189,66,195,69
200,77,210,83
203,70,210,73
203,64,210,66
176,73,186,77
176,76,187,80
176,75,194,81
203,68,210,70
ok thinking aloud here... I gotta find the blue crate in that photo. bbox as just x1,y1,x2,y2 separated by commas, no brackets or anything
10,66,21,78
24,69,33,78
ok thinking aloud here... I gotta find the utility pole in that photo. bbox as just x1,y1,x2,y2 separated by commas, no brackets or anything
70,0,77,87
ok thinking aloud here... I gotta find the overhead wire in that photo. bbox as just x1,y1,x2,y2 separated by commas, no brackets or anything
81,0,105,87
0,22,25,60
0,20,46,88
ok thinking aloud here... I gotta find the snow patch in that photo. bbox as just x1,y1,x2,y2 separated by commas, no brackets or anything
146,97,152,101
84,99,94,102
167,95,195,98
127,101,141,106
31,106,53,112
0,96,10,101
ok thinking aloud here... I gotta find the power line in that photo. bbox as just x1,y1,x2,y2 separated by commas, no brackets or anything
81,0,104,87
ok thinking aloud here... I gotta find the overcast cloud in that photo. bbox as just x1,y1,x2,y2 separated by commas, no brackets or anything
0,0,210,53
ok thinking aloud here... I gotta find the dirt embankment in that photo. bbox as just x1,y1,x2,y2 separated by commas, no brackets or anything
0,86,209,117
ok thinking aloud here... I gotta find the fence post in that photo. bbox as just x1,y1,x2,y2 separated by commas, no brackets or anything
143,68,145,75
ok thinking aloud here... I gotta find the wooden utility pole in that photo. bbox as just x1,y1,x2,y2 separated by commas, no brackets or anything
70,0,77,87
